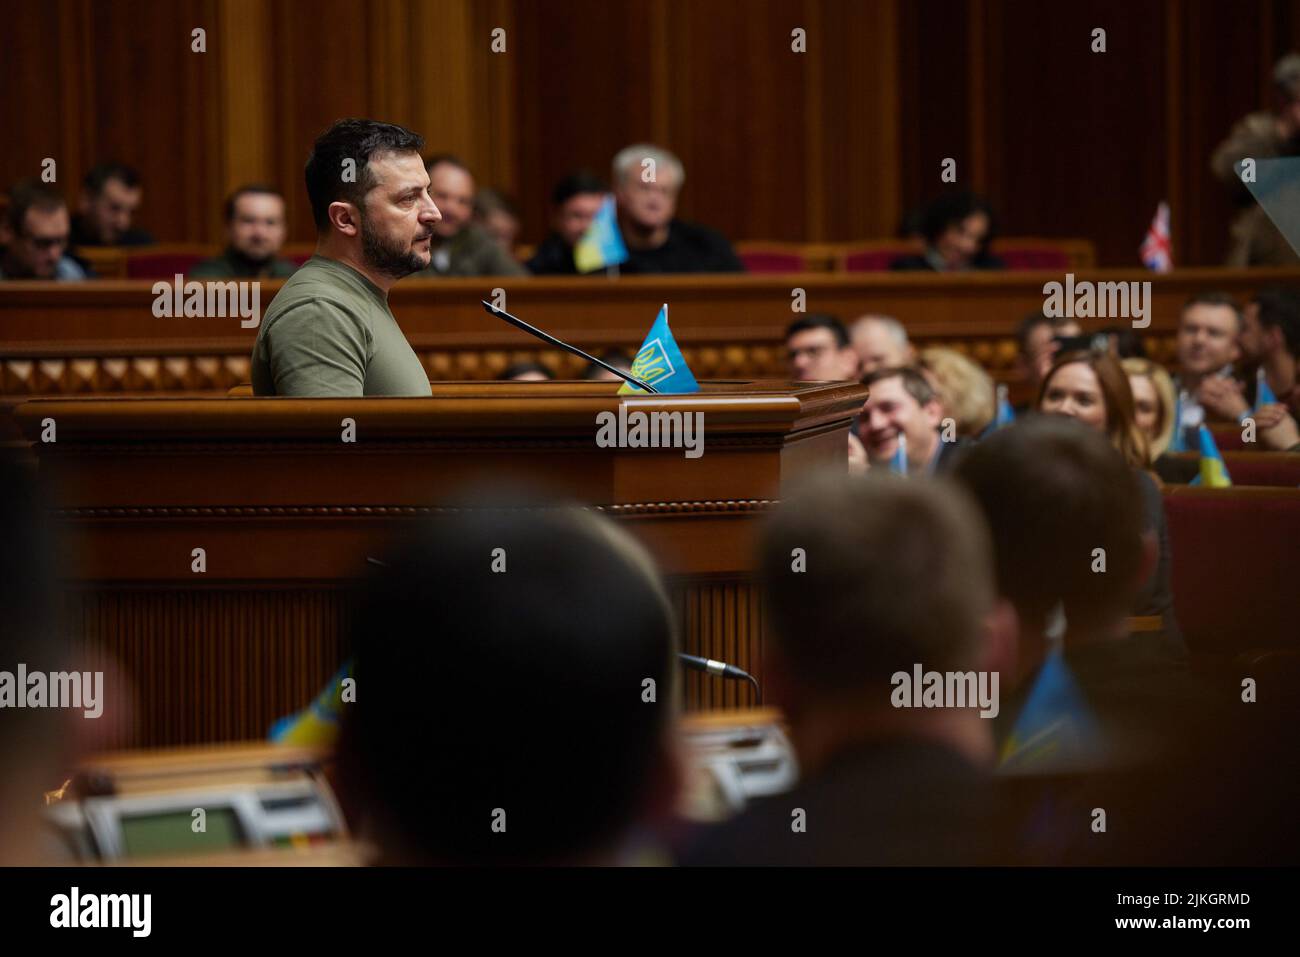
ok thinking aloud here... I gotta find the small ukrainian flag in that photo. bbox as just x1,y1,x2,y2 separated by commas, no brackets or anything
618,304,700,394
889,433,909,476
1193,424,1233,488
1000,651,1106,774
1256,367,1279,409
574,194,629,274
269,660,354,747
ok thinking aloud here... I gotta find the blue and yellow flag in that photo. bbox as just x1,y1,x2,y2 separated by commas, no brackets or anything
889,433,909,475
1256,367,1279,409
269,660,353,747
574,194,629,274
1191,424,1232,488
1000,651,1106,774
993,383,1016,429
618,304,700,394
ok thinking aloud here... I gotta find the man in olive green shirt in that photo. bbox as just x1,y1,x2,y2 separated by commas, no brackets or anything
252,119,441,397
191,186,299,280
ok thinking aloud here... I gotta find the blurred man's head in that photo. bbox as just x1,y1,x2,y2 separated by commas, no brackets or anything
473,188,520,252
3,180,71,279
850,315,913,375
1240,288,1300,365
78,162,143,244
759,473,1006,764
551,171,608,247
1176,293,1241,380
305,118,440,280
1017,312,1083,390
224,186,287,264
424,154,474,240
612,144,683,233
340,501,679,864
785,314,857,381
858,367,945,470
952,416,1148,684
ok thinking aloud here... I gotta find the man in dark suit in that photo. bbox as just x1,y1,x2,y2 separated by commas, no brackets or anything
682,473,1017,865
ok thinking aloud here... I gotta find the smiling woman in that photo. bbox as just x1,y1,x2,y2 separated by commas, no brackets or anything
1038,349,1150,470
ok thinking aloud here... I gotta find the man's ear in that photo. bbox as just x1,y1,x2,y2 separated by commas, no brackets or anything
980,598,1021,690
328,201,361,237
923,398,945,429
840,347,861,380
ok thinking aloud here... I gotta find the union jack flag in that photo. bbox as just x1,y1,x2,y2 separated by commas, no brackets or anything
1140,201,1173,272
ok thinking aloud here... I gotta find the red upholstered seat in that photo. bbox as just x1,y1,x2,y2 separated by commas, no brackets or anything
1162,486,1300,657
125,252,209,279
1164,451,1300,487
994,246,1071,270
1210,425,1246,451
737,250,806,273
840,247,912,271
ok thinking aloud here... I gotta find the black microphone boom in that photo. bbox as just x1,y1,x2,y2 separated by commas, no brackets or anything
480,300,659,394
677,653,761,703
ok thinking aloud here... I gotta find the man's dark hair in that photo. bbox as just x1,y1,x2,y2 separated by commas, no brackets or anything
861,365,937,406
760,473,994,696
82,162,141,196
304,118,425,231
553,171,608,206
952,415,1145,640
786,313,849,349
223,184,284,223
339,501,675,864
501,360,554,380
1100,324,1148,359
1017,311,1081,355
423,153,468,174
1252,287,1300,357
583,348,633,380
1182,291,1242,330
920,191,997,247
6,179,67,234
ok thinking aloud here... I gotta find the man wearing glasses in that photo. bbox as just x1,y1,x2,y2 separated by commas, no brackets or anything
0,180,88,281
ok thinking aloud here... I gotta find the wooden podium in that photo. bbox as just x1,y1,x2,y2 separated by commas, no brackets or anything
15,380,866,748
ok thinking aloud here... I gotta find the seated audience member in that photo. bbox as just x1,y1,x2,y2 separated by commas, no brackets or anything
858,367,964,474
919,347,995,438
1100,324,1147,359
473,188,521,255
582,347,634,382
950,419,1258,864
526,171,608,275
1172,293,1247,444
612,144,744,274
849,314,914,375
1038,351,1181,651
252,118,438,397
415,155,526,278
891,192,1004,272
338,503,680,865
502,360,554,382
189,185,298,278
1121,358,1177,460
1240,288,1300,409
0,180,88,280
683,473,1014,866
785,315,858,381
70,161,152,248
1211,52,1300,266
1015,312,1084,410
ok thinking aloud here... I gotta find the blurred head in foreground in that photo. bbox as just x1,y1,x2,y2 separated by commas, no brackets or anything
952,416,1148,685
339,501,680,864
759,474,1011,773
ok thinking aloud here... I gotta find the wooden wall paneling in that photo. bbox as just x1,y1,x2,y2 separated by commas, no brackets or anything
217,0,274,240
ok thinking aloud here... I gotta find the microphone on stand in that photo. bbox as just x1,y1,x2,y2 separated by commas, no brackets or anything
480,300,659,394
678,653,761,703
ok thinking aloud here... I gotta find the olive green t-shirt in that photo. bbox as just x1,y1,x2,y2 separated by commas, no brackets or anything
251,255,432,397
